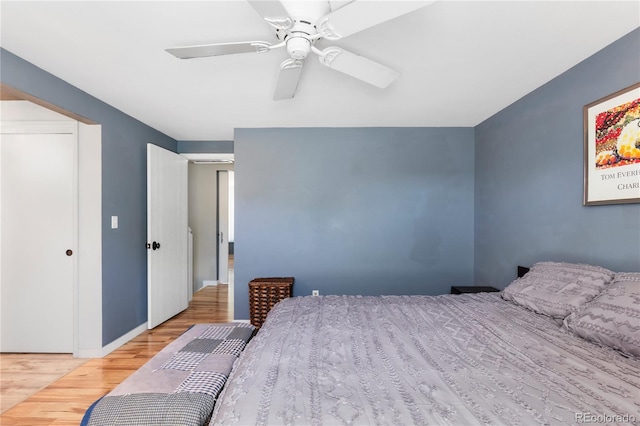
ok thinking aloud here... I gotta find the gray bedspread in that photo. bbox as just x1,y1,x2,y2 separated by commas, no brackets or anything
84,322,255,426
211,294,640,425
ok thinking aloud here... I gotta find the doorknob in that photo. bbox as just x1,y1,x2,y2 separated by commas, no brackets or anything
220,232,224,244
152,241,161,250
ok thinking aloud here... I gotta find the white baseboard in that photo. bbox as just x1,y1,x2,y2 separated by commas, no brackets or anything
204,280,218,286
78,319,248,358
77,347,103,358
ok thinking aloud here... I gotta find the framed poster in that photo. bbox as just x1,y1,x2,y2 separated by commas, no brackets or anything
584,83,640,205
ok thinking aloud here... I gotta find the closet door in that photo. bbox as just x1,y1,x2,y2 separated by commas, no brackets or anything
1,122,77,352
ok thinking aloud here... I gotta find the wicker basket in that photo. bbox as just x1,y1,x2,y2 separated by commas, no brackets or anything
249,277,294,328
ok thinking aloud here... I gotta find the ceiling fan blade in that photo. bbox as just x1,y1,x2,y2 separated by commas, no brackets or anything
166,41,272,59
328,1,353,12
273,58,304,100
318,1,433,40
318,47,399,88
247,0,293,30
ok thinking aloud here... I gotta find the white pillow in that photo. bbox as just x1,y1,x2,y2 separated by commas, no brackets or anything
501,261,614,318
564,272,640,358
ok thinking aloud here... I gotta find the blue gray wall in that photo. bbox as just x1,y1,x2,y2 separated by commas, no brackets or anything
234,127,475,319
0,48,178,346
474,28,640,289
3,26,638,337
178,140,234,153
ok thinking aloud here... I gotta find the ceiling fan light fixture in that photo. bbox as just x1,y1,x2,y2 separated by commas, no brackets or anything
287,37,311,60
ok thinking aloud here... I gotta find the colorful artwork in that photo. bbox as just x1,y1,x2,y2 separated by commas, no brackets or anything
584,83,640,205
594,98,640,168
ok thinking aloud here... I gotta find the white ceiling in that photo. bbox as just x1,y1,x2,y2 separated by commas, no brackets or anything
1,1,638,141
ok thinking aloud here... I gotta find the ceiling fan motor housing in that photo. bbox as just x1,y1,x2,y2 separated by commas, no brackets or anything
275,20,317,60
287,36,311,59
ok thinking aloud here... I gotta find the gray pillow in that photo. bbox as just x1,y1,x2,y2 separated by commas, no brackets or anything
564,272,640,358
501,261,614,318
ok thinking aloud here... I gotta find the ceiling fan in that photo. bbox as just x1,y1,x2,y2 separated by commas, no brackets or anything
166,1,433,100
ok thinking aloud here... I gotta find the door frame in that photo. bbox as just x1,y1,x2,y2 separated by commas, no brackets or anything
184,155,234,290
216,170,230,284
1,98,103,358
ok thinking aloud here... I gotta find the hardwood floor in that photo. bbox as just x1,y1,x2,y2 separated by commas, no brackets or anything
0,283,233,426
0,354,88,413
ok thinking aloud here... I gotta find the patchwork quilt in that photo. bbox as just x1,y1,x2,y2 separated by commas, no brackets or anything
81,322,255,426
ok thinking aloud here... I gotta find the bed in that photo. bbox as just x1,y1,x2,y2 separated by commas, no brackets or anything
211,263,640,425
81,263,639,425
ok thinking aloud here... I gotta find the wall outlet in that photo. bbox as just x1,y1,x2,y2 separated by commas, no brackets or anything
312,290,319,296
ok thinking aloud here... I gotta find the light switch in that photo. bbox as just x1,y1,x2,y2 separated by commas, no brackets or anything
111,216,118,229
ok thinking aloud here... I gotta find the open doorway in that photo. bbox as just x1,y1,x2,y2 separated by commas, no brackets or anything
185,156,234,316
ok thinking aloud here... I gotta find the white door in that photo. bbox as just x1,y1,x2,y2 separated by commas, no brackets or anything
147,143,188,329
217,171,229,284
1,122,77,352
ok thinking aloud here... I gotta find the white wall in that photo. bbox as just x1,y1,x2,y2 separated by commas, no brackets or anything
77,122,102,357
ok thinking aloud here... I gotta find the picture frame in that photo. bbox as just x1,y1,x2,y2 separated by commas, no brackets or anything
583,82,640,206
